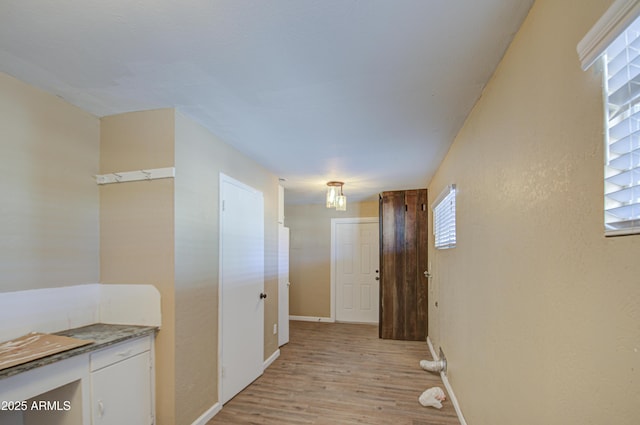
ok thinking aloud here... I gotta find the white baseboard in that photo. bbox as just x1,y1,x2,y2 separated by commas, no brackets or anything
264,349,280,369
427,337,467,425
190,402,222,425
335,320,377,325
289,315,335,323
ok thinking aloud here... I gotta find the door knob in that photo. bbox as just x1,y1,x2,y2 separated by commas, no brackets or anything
260,293,267,299
375,277,380,280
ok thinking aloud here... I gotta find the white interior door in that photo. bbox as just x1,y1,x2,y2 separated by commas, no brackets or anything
335,220,380,323
278,226,290,346
220,174,264,404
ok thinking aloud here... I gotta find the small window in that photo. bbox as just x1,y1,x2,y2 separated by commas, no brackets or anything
433,184,456,249
603,15,640,235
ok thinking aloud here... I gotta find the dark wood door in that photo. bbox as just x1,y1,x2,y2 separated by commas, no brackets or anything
379,189,428,341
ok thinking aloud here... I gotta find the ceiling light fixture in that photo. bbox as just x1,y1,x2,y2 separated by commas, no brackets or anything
326,181,347,211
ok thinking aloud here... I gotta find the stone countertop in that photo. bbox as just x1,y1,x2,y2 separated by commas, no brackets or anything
0,323,157,380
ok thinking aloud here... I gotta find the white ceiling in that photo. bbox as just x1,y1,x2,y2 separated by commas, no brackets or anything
0,0,534,204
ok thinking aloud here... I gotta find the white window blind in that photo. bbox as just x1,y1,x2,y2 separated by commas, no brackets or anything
433,184,456,249
604,15,640,235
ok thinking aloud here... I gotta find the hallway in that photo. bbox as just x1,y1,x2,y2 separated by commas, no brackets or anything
208,321,460,424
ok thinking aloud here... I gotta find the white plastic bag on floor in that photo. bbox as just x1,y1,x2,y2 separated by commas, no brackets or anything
418,386,446,409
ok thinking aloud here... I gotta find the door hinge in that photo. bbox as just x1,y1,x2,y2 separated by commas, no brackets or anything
222,200,225,211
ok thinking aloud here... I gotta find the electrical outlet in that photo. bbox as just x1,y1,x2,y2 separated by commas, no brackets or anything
273,324,278,335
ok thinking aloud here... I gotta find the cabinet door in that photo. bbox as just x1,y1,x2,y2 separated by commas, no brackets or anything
91,352,152,425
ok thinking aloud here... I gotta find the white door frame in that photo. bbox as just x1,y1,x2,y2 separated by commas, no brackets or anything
218,172,264,405
330,217,379,322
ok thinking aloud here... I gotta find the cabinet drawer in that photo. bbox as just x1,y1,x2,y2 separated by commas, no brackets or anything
90,336,151,371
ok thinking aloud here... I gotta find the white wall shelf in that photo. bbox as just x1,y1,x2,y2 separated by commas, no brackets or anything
95,167,175,185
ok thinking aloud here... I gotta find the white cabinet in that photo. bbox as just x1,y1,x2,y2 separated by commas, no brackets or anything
0,285,160,425
90,336,154,425
278,185,285,224
278,225,290,346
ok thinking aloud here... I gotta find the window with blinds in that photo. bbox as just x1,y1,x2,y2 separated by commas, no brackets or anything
604,15,640,235
433,184,456,249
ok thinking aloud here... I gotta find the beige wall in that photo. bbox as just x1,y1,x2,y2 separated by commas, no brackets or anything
100,109,177,425
0,72,100,292
173,113,218,425
100,109,280,425
427,0,640,424
174,111,280,424
0,80,279,424
285,201,379,317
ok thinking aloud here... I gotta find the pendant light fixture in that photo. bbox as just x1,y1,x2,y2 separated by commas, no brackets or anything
326,181,347,211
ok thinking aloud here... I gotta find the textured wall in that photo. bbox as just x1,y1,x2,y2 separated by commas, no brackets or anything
100,109,177,424
285,201,379,318
174,111,280,425
427,0,640,424
2,71,281,424
0,72,99,292
101,110,280,425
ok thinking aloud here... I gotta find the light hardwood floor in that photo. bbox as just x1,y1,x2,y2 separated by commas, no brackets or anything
208,321,461,425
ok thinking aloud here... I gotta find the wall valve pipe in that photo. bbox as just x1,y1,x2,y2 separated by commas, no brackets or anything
419,358,447,373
